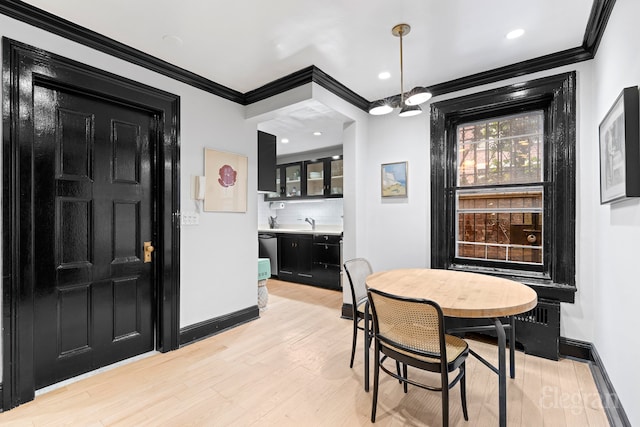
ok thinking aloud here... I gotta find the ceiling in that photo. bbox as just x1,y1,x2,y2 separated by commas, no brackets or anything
257,101,349,157
20,0,595,155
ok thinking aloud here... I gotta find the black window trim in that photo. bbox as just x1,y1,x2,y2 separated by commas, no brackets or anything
430,72,576,303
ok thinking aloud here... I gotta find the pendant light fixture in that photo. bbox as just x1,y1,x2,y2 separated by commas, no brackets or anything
368,23,432,117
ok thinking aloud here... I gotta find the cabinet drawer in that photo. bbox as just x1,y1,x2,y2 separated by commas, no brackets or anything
313,234,342,244
312,263,341,289
313,243,340,265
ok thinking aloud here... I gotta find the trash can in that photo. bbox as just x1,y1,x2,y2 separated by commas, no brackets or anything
258,258,271,310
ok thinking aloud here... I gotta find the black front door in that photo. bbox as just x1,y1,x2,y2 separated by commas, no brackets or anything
32,84,155,388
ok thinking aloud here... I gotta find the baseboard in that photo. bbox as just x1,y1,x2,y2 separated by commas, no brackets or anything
179,305,260,347
558,336,592,360
559,337,631,427
341,303,352,319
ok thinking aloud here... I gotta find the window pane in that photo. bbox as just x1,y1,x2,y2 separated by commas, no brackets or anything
456,188,543,265
457,111,543,186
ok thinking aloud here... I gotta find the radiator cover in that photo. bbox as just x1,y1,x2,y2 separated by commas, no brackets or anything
445,298,561,360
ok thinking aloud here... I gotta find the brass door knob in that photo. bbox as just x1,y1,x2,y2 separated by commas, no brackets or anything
144,241,155,263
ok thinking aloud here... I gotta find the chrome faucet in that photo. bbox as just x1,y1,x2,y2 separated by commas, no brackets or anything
305,217,316,230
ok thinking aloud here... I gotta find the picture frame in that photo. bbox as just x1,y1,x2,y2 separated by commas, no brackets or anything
204,148,248,212
599,86,640,204
381,161,408,198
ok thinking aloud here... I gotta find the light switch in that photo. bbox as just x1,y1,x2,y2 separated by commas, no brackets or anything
181,211,200,225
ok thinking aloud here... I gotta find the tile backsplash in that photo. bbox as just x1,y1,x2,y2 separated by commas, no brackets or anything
257,195,343,228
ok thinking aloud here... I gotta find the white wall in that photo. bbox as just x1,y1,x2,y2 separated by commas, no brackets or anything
364,114,430,269
591,0,640,424
0,13,257,336
311,84,370,305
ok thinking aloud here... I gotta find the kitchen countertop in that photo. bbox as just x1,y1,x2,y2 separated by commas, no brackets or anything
258,225,342,236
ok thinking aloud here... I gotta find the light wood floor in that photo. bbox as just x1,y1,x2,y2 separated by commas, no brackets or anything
0,279,609,426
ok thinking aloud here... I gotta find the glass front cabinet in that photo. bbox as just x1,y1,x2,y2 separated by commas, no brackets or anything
304,156,343,198
265,156,342,200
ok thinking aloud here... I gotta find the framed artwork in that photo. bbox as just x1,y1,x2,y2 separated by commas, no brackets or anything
599,86,640,204
381,161,408,198
204,148,248,212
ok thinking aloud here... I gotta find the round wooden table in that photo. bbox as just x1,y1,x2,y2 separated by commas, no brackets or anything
366,268,537,427
366,268,537,318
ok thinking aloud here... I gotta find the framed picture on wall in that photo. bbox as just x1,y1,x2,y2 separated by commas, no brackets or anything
599,86,640,204
204,148,248,212
381,161,408,198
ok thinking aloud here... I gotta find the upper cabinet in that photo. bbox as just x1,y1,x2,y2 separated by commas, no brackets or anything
265,155,343,200
265,163,302,200
305,157,343,198
257,131,277,193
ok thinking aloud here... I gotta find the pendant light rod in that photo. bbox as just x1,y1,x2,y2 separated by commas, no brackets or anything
399,27,404,104
392,23,411,106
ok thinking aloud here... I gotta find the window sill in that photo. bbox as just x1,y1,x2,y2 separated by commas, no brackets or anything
448,264,576,303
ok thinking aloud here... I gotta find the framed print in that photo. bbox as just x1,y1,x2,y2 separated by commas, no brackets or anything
599,86,640,204
381,161,408,198
204,148,248,212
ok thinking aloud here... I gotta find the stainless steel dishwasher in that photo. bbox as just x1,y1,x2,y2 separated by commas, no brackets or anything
258,233,278,276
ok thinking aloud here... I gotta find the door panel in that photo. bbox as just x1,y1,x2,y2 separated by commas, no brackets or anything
33,85,155,389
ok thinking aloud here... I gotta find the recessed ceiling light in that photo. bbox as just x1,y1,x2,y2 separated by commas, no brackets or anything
313,131,322,136
281,138,289,144
506,29,525,40
378,71,391,80
162,34,183,46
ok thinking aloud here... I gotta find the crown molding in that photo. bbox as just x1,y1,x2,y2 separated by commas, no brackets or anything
243,66,315,105
583,0,616,55
427,47,591,98
0,0,244,103
244,66,370,111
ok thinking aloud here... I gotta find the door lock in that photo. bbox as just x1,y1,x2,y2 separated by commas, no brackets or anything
144,241,155,263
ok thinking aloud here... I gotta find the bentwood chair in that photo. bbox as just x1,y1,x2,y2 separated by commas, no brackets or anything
343,258,374,390
367,288,470,426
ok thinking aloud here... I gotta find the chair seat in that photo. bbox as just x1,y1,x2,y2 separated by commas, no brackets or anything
382,334,468,364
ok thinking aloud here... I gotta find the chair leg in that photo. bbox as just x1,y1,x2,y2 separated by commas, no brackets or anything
371,342,380,422
395,361,402,384
402,363,408,393
460,362,469,421
349,316,358,368
441,370,450,427
364,308,370,392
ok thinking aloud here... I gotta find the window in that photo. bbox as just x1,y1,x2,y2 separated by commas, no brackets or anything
456,112,544,267
430,73,576,302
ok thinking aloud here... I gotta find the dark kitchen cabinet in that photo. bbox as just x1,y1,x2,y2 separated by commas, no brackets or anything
305,156,343,198
257,131,277,192
265,166,282,200
265,162,303,200
278,234,313,282
265,155,343,200
276,233,342,290
312,234,342,290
